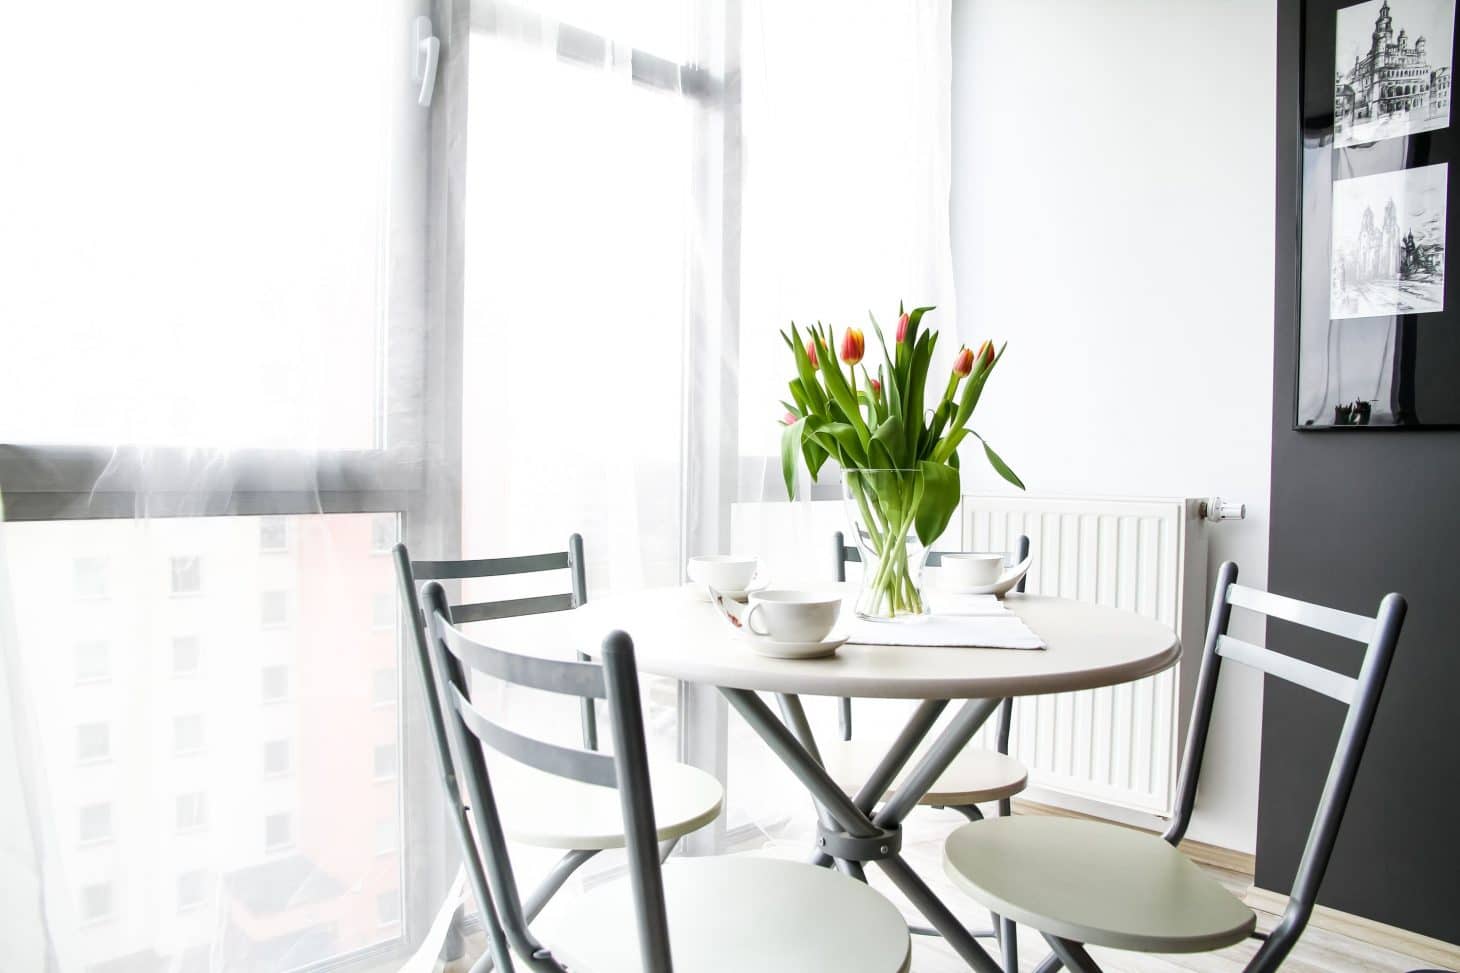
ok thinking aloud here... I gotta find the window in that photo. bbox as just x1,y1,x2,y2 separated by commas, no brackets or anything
263,739,291,777
260,665,289,703
372,743,397,780
258,516,289,552
73,641,109,684
264,812,292,852
79,802,113,845
371,668,396,706
376,889,401,927
72,558,108,600
76,722,110,764
80,882,114,924
370,592,395,630
169,556,202,595
369,514,396,554
171,635,201,676
175,792,207,833
375,816,397,855
172,714,204,755
260,590,290,628
177,870,206,912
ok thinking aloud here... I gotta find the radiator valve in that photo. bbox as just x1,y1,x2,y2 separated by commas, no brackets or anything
1201,497,1246,523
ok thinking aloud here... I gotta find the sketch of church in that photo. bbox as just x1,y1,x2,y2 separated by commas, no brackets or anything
1334,0,1454,146
1330,163,1447,319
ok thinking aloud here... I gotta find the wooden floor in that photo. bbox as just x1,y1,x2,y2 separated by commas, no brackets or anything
442,808,1437,972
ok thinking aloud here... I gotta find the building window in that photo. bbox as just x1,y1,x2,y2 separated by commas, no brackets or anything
375,816,397,856
373,743,397,781
371,592,395,630
80,882,114,924
173,714,205,755
169,556,202,595
264,812,293,852
260,589,290,628
376,889,401,927
73,641,109,685
76,722,110,764
171,635,202,676
371,668,396,707
176,791,207,833
79,802,113,845
259,516,290,553
177,870,206,912
370,514,396,554
263,739,291,777
260,665,289,703
73,557,108,600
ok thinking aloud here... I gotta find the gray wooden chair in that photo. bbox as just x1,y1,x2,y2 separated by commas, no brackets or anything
830,532,1031,971
418,580,914,972
394,537,722,963
941,561,1407,973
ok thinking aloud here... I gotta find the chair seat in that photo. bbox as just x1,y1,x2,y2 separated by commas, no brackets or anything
822,737,1028,806
943,816,1256,953
494,760,723,850
543,856,911,972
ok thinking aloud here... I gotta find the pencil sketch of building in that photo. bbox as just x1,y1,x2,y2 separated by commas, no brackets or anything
1331,163,1447,318
1335,0,1454,146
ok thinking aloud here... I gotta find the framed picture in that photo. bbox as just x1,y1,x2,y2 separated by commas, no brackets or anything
1297,0,1460,427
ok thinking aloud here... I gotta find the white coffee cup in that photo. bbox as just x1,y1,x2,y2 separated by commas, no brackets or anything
687,554,759,593
941,553,1005,589
745,590,841,643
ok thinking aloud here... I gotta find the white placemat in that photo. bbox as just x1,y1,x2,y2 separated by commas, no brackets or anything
848,598,1046,650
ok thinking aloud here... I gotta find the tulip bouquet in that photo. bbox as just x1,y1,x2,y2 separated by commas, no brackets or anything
780,305,1023,619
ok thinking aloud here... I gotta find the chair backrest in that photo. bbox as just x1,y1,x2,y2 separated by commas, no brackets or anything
397,535,598,750
418,580,672,973
1165,561,1406,973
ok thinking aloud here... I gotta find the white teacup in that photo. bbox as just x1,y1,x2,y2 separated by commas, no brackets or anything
745,590,841,643
941,553,1005,589
687,554,760,593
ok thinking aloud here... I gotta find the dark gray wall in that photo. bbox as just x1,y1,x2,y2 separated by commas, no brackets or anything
1261,0,1460,942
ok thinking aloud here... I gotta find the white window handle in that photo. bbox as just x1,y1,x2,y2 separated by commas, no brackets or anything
413,15,439,108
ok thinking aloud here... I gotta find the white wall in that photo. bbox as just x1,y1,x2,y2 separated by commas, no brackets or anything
951,0,1276,852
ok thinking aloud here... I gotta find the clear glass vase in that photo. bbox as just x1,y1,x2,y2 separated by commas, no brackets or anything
842,468,930,621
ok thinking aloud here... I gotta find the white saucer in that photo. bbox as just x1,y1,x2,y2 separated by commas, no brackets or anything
742,632,848,660
684,580,768,603
940,555,1033,598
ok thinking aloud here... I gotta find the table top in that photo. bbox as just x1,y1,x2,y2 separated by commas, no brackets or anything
466,583,1180,700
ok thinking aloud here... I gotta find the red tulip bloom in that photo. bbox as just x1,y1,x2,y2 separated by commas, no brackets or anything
952,346,974,377
976,339,994,370
806,341,819,368
896,313,910,343
783,411,798,425
840,327,865,366
869,377,882,398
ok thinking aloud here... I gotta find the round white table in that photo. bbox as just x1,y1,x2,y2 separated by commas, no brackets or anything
469,584,1179,973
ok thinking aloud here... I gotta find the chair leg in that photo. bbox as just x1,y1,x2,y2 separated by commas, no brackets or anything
1041,933,1102,973
477,849,597,971
999,915,1017,972
953,803,984,822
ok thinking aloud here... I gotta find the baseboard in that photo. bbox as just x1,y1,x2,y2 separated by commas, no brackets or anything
1010,798,1256,875
1244,886,1460,970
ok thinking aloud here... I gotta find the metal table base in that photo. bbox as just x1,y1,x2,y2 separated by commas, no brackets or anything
723,687,1011,973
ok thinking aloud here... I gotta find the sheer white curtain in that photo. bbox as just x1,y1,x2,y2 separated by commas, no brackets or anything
0,3,459,971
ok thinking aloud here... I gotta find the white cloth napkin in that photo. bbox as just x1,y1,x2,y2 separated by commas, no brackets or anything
848,596,1046,650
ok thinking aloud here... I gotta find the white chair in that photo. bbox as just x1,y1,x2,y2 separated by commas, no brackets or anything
941,561,1407,972
419,580,913,972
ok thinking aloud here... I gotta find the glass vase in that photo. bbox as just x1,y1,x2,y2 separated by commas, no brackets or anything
842,468,930,621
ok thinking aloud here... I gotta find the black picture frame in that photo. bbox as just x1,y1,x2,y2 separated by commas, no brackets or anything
1295,0,1460,429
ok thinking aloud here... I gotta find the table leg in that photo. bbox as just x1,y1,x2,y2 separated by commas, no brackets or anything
773,693,866,881
720,687,1011,972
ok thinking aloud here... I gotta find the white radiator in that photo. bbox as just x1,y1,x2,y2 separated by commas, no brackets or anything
962,495,1209,816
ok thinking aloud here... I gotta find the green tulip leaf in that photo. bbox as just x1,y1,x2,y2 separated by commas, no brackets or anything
981,438,1025,490
781,416,806,500
915,460,961,547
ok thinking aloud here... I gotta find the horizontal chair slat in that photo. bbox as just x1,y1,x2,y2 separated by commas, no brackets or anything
1226,583,1376,644
1216,635,1357,704
437,615,607,699
413,551,571,580
452,593,576,623
451,685,617,788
